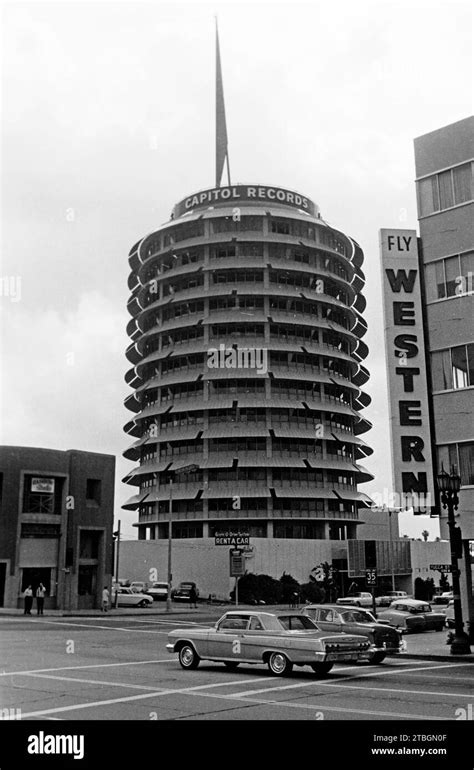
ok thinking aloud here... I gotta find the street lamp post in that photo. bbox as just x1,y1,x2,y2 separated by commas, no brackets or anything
436,466,471,655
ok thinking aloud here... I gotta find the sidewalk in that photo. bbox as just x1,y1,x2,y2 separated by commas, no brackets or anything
1,604,472,662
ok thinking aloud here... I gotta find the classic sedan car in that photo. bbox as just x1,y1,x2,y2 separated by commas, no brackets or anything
336,592,374,608
375,591,409,608
377,599,446,633
301,604,404,663
147,582,169,601
167,610,371,676
113,588,153,608
172,582,199,602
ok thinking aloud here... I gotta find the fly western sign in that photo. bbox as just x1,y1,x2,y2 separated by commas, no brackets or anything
379,229,435,515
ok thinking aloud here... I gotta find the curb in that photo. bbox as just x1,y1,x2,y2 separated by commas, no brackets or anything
401,653,473,662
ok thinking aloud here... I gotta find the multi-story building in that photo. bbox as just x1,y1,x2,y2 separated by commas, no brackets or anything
0,446,115,610
123,184,373,549
414,116,474,633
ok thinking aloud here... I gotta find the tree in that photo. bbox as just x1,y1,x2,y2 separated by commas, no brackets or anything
421,530,429,542
278,572,301,604
308,561,338,603
414,576,428,600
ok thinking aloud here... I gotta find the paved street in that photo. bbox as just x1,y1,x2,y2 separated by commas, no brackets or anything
1,612,473,721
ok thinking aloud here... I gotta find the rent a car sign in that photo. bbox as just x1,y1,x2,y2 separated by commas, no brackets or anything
214,531,250,546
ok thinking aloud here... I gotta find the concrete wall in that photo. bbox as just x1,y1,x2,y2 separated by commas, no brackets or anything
410,539,451,590
120,538,343,599
357,509,400,541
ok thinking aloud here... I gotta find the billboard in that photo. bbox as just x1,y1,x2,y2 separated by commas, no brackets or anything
379,229,436,515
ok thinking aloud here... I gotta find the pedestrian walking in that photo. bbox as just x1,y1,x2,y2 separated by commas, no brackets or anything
189,585,198,609
102,586,109,612
23,586,33,615
36,583,46,615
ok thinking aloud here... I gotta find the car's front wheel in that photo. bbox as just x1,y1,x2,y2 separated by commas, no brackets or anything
310,662,334,676
178,644,200,670
138,600,149,608
368,652,386,664
267,652,293,676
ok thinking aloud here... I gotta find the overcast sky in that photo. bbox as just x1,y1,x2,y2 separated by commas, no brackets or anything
1,0,472,540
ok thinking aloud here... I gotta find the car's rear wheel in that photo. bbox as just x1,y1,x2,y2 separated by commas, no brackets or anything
368,652,386,664
435,624,444,632
178,644,200,670
310,662,334,676
267,652,293,676
223,662,240,670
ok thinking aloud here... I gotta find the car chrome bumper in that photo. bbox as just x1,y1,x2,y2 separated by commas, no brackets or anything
324,651,368,662
166,643,175,653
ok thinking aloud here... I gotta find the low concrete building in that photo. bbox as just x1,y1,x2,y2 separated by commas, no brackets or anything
0,446,115,610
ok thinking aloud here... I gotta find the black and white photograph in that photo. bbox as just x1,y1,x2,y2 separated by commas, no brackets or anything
0,0,473,763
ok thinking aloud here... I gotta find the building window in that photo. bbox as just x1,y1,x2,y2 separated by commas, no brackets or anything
459,443,474,485
86,479,101,505
21,524,60,538
451,345,469,389
23,476,59,514
432,344,474,391
418,162,473,216
438,442,474,486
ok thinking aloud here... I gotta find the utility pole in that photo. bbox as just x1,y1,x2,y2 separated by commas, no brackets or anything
114,520,121,609
166,478,173,612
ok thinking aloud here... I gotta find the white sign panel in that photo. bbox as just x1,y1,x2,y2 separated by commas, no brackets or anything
379,229,435,515
31,477,55,493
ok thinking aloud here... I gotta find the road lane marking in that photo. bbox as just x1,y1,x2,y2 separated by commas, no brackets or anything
16,675,273,719
14,674,451,721
0,659,173,677
3,618,171,634
227,663,471,697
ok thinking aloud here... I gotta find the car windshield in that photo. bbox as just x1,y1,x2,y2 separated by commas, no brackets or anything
410,604,431,613
277,616,318,631
340,611,373,624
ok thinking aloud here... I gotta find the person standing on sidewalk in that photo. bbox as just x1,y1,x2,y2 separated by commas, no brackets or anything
189,585,198,609
23,586,33,615
102,586,109,612
36,583,46,615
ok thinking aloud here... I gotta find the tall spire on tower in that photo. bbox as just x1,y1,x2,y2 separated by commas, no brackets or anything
215,18,231,187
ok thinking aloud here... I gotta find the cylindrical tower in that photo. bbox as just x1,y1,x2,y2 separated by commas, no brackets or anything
123,184,373,542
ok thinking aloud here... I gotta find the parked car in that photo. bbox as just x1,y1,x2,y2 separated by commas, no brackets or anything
336,592,374,608
172,582,199,602
432,592,453,606
113,588,153,608
130,581,149,594
375,591,409,607
378,599,446,633
301,604,404,664
444,600,455,628
166,610,371,676
147,582,169,601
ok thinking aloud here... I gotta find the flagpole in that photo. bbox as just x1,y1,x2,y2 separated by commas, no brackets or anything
215,17,229,188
